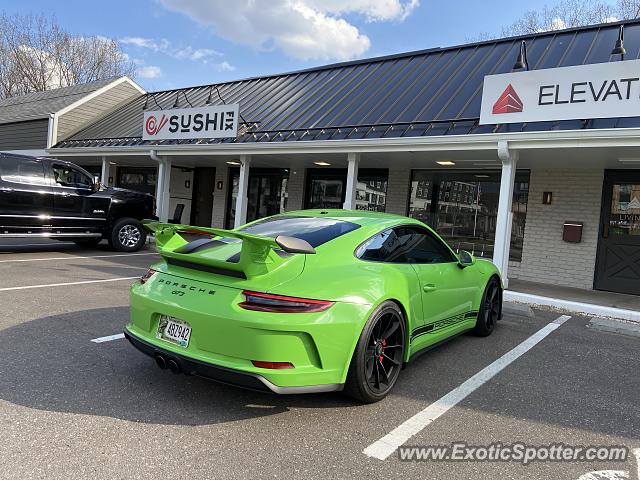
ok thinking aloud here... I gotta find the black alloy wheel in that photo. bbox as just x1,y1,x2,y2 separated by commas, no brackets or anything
472,278,501,336
345,301,406,403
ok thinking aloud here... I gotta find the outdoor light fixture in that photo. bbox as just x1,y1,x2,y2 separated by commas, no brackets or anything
226,161,241,165
173,91,181,108
474,174,490,178
611,25,626,58
513,40,529,70
436,160,456,166
542,192,553,205
142,96,149,110
205,86,214,104
314,161,331,166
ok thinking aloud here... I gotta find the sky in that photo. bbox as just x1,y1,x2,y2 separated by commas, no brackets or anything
0,0,588,91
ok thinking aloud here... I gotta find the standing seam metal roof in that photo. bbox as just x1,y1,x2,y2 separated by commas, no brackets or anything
54,19,640,148
0,78,116,125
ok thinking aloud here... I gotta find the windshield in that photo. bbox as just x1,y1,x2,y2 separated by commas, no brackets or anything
239,216,360,247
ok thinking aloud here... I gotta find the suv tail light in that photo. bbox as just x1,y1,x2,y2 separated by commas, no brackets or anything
140,268,157,284
239,290,334,313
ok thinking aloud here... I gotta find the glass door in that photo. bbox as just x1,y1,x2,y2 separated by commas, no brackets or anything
226,168,289,228
595,171,640,295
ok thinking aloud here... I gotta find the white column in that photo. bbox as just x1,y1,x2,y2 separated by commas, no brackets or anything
493,141,518,287
100,156,109,186
343,152,360,210
234,154,251,228
155,159,165,219
154,155,172,222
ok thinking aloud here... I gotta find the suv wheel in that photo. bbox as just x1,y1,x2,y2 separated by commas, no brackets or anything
109,218,146,252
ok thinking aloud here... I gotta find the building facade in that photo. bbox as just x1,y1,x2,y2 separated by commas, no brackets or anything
40,19,640,296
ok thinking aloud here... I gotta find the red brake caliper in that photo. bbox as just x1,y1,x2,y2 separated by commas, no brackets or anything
379,339,387,364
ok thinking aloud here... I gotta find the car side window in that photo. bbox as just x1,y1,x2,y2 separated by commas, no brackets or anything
391,226,456,264
356,228,397,262
356,226,455,264
0,157,48,186
52,164,93,188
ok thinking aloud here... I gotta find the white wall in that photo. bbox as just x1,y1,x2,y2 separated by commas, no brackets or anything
510,169,604,290
169,167,194,223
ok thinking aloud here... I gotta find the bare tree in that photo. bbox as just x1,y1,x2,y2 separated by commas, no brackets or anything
0,13,135,99
501,0,618,36
616,0,640,18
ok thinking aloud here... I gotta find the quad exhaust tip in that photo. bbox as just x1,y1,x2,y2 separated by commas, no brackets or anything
167,358,181,374
155,353,181,374
154,354,167,370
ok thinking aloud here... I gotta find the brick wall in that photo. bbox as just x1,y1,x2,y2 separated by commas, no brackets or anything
511,169,604,289
211,167,229,228
285,168,305,211
385,166,411,215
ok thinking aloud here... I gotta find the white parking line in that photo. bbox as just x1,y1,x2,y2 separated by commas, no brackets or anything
91,333,125,343
0,276,139,292
0,252,158,263
363,315,572,461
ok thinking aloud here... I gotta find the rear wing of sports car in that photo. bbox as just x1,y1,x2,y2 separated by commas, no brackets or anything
143,221,315,278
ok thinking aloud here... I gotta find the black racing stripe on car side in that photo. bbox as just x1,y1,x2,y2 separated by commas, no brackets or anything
166,257,247,279
411,311,479,340
411,323,434,337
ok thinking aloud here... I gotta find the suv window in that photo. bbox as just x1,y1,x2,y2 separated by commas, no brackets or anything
52,164,93,188
239,216,360,248
356,226,456,264
0,157,48,185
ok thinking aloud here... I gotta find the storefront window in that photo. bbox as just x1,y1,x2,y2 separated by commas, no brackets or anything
117,167,157,195
226,168,289,228
609,183,640,236
306,168,388,212
408,170,530,262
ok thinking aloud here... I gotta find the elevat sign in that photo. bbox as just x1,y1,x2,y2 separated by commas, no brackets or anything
480,59,640,124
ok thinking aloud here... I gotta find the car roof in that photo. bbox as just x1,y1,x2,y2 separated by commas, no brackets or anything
281,209,422,228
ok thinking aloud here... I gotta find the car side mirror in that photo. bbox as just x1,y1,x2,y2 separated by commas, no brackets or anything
275,235,316,254
458,250,475,268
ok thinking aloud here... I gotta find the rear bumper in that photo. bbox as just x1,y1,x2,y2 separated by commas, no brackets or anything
124,328,343,394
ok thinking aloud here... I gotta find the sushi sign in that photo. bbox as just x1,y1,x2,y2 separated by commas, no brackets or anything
480,59,640,124
142,103,239,140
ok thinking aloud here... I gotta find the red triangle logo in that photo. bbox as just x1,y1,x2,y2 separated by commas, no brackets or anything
492,84,523,114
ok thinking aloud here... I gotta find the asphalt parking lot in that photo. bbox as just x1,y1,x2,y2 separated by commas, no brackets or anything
0,239,638,480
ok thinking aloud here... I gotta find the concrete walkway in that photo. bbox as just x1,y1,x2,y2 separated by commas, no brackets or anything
506,279,640,322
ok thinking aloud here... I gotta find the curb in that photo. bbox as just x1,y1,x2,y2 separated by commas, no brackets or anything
504,290,640,323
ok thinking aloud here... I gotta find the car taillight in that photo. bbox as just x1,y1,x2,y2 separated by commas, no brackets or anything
251,360,294,369
140,268,157,284
239,290,334,313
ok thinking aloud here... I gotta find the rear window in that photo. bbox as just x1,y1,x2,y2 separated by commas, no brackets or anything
239,216,360,247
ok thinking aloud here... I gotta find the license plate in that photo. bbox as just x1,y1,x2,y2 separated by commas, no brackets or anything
156,315,191,348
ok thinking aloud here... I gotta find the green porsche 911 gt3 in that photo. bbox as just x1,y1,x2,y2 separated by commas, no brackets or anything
125,209,502,403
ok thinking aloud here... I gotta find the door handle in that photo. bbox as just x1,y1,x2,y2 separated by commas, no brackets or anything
0,187,13,192
423,284,437,293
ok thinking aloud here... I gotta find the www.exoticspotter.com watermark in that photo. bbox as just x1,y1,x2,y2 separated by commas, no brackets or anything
398,443,629,465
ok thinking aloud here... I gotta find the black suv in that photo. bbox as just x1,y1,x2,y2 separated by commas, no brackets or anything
0,153,154,251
